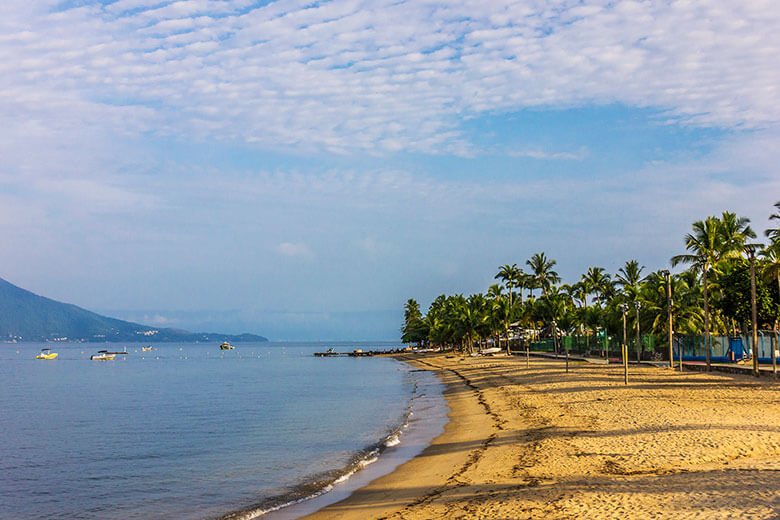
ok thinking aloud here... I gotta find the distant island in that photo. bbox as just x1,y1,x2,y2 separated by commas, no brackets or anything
0,277,267,343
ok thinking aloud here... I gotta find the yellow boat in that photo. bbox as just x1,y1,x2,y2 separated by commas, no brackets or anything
36,348,58,360
142,346,153,352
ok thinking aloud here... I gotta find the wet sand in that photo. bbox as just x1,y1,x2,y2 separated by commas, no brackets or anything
300,353,780,519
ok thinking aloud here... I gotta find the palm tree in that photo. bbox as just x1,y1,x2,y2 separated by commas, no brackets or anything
761,242,780,359
404,298,421,323
534,287,571,352
764,203,780,365
719,210,757,257
644,271,702,338
462,294,490,353
671,216,724,371
527,252,561,296
515,271,531,304
765,201,780,243
582,266,612,306
486,286,512,353
402,298,428,345
495,264,521,309
615,260,646,291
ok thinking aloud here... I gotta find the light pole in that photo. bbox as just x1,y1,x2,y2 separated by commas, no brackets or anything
746,245,760,377
662,270,673,369
634,300,642,363
619,303,628,385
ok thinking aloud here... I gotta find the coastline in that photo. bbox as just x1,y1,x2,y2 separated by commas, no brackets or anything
297,353,780,519
296,353,498,520
257,358,449,520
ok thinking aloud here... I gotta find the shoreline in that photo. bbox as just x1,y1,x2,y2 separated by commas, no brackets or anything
257,358,449,520
296,353,780,519
295,353,497,520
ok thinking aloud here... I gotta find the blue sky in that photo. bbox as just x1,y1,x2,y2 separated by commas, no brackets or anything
1,0,779,340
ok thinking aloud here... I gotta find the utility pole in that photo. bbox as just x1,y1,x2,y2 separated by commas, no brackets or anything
634,300,642,363
747,245,759,377
620,303,628,385
663,270,673,369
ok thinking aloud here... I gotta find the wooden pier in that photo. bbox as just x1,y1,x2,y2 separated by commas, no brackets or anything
314,350,375,357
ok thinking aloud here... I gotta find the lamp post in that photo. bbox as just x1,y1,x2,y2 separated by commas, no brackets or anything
746,245,760,377
662,270,673,369
634,300,642,363
619,303,628,385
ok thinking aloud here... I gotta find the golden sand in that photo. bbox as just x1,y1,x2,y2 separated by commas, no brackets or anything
301,353,780,519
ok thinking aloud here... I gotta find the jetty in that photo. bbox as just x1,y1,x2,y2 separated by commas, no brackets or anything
314,349,375,357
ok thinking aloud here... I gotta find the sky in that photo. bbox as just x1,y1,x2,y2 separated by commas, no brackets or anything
1,0,779,340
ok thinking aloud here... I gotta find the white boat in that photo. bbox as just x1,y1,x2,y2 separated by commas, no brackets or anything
90,350,116,361
480,347,503,356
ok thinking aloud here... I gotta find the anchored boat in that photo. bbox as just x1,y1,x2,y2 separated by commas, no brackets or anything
220,342,234,350
90,350,116,361
36,348,58,360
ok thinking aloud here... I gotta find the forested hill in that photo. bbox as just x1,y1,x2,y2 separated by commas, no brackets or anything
0,277,267,343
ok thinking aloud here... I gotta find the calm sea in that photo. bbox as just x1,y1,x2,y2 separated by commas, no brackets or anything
0,342,447,520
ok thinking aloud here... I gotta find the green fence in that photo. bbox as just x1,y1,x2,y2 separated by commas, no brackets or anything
522,334,657,359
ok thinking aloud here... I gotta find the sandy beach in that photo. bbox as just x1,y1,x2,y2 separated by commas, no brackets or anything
301,353,780,520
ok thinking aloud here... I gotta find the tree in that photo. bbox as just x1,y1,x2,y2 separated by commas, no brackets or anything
401,298,428,345
715,258,778,329
534,287,572,352
457,294,490,354
615,260,646,291
582,266,612,305
761,234,780,355
671,216,723,370
487,285,512,353
719,211,757,256
765,201,780,243
495,264,521,309
527,252,561,297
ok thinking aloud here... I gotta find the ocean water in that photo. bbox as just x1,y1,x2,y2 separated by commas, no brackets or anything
0,342,446,520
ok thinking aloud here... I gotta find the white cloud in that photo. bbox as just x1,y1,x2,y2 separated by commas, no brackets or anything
275,241,313,258
508,147,588,160
0,1,778,155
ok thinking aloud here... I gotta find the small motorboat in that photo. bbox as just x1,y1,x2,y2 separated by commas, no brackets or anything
90,350,116,361
36,348,58,360
141,346,153,352
220,342,234,350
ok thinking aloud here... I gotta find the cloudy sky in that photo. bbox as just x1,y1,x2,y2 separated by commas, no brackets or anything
1,0,779,340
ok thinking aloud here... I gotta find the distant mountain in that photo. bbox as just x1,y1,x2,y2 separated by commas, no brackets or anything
0,277,267,343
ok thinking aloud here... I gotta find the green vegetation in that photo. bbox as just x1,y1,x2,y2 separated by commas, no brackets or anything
402,203,780,363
